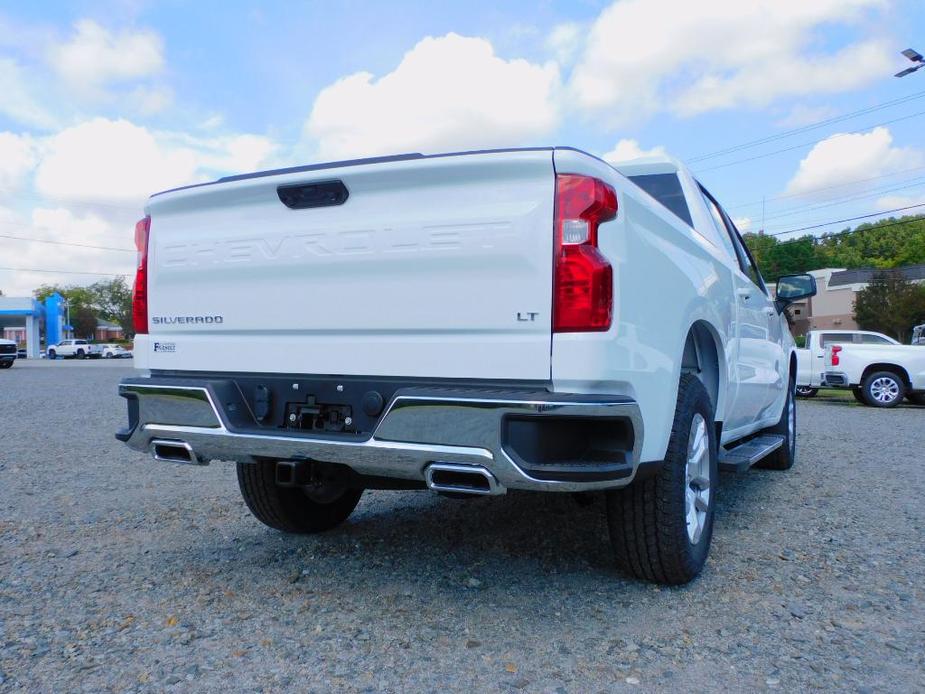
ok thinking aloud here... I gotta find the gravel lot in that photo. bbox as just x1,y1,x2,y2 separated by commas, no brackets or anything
1,361,924,692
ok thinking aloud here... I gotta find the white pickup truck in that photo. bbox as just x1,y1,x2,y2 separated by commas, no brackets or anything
795,329,898,397
116,148,816,584
47,339,102,360
824,341,925,407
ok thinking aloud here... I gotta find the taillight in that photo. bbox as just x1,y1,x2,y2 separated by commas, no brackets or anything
132,216,150,335
831,345,842,366
553,174,617,332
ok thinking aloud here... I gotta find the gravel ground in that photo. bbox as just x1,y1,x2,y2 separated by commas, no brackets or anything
1,361,924,692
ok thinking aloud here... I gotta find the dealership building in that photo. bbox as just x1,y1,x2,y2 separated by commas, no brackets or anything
0,294,68,358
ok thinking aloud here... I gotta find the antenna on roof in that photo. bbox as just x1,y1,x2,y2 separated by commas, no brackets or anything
895,48,924,78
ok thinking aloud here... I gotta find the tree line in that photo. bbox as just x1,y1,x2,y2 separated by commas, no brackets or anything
743,214,925,279
744,214,925,342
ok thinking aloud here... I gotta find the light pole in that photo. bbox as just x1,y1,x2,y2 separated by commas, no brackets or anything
895,48,924,78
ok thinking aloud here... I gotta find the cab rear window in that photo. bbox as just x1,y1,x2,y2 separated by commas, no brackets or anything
627,173,693,227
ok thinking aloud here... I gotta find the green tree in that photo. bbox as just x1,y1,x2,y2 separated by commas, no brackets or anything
71,306,98,339
853,272,925,343
88,278,133,336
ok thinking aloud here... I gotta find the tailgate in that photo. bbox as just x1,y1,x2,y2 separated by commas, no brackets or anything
140,150,556,380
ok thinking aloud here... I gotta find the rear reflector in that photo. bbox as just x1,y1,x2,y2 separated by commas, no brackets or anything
553,175,617,332
132,216,150,335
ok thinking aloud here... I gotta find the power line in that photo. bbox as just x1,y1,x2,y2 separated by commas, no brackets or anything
0,233,134,252
766,203,925,236
724,164,925,210
0,266,129,277
693,110,925,173
759,178,925,222
688,89,925,162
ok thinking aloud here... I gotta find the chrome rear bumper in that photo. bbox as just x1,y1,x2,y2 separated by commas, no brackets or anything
117,378,643,493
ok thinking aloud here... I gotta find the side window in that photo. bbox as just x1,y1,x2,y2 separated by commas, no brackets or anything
698,190,738,259
820,333,856,346
699,184,767,294
860,334,892,344
626,173,693,227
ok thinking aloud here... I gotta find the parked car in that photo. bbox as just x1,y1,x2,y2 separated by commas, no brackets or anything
100,344,132,359
0,338,17,369
116,147,816,585
795,330,898,396
824,341,925,407
16,348,26,359
46,339,103,360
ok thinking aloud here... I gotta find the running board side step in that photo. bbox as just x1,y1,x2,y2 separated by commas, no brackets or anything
719,434,784,472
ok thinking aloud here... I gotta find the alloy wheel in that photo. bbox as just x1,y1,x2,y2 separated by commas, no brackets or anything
685,413,711,545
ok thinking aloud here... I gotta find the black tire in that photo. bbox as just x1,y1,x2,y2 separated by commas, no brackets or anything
47,349,56,360
104,352,112,359
0,361,12,369
906,392,925,406
236,460,363,533
860,370,905,408
756,383,796,471
605,374,717,585
852,387,865,404
795,386,817,398
76,349,85,359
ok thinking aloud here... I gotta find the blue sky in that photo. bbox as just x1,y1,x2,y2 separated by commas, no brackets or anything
2,0,925,294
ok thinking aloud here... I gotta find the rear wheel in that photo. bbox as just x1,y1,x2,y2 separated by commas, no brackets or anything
76,349,85,359
47,349,56,360
236,460,363,533
795,386,817,398
0,361,12,369
860,371,905,408
605,374,717,585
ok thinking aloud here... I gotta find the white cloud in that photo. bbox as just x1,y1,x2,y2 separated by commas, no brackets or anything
785,127,924,197
48,20,164,92
732,216,753,231
0,58,57,129
35,118,199,204
0,206,133,296
567,0,890,124
547,23,582,65
33,118,278,205
304,33,561,160
602,138,666,163
876,194,925,211
0,132,36,190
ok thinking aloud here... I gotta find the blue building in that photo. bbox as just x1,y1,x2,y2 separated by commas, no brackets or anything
0,293,68,357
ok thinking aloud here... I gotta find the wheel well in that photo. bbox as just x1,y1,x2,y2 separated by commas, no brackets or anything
861,363,910,387
682,321,723,420
789,351,797,386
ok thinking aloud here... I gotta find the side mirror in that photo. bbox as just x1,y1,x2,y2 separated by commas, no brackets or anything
775,273,816,313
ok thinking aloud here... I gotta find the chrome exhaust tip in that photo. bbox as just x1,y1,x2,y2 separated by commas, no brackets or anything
425,463,505,496
150,439,203,465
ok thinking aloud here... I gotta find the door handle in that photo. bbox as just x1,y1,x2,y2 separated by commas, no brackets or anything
763,307,776,317
736,288,751,301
